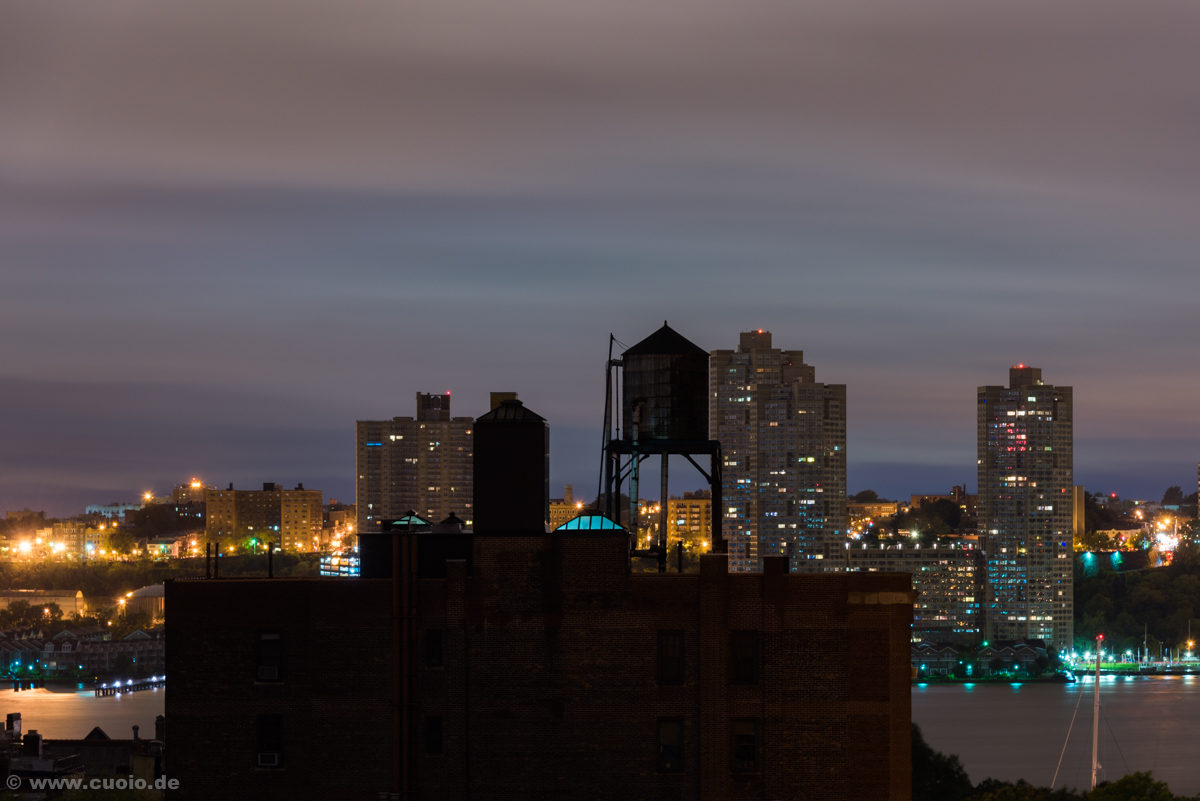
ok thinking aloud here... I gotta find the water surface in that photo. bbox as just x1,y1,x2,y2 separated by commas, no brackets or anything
914,676,1200,794
0,686,165,740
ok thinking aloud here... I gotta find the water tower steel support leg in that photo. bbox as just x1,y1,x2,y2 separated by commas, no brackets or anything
659,454,669,572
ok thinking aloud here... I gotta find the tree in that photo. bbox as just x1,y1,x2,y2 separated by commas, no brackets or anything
912,723,973,801
112,652,133,676
1083,491,1120,535
1161,487,1184,507
969,778,1082,800
104,528,138,556
852,489,881,503
1089,771,1178,801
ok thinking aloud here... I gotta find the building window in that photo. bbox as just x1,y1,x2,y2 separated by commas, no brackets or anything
731,631,758,685
731,719,759,772
257,632,281,682
424,630,444,668
256,714,283,767
658,719,684,772
657,631,684,685
425,717,444,755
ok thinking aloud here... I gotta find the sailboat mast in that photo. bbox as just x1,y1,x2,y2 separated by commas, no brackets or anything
1092,633,1103,790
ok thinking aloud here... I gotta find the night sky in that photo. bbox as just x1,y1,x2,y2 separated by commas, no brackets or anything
3,0,1199,516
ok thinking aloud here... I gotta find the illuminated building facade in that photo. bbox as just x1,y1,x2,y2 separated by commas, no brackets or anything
978,365,1074,651
356,393,473,533
710,330,847,573
281,486,323,552
548,484,580,530
845,544,985,643
667,490,712,548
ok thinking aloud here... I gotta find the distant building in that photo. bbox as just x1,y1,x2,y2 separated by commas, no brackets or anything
205,483,320,550
280,486,323,552
1073,486,1086,540
173,480,213,506
33,522,103,557
910,485,978,522
126,585,165,623
84,504,141,521
978,365,1074,652
4,510,44,524
547,484,580,530
667,490,712,548
0,590,86,616
847,501,900,523
844,543,985,643
356,392,474,534
710,330,847,573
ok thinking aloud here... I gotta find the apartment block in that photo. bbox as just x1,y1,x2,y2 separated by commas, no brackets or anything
281,486,323,552
978,365,1074,652
204,483,321,551
710,330,847,573
356,393,473,533
845,544,986,643
667,490,712,548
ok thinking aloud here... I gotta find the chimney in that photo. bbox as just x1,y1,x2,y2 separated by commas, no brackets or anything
472,399,548,533
155,715,166,743
6,713,20,740
132,725,140,742
22,730,41,757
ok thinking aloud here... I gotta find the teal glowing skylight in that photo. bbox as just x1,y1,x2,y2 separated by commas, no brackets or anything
554,514,625,531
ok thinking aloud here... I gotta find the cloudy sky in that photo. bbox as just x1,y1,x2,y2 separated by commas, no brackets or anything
2,0,1199,515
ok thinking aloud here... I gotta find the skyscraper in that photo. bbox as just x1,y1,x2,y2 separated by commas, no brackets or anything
356,393,474,533
710,330,847,573
978,365,1074,651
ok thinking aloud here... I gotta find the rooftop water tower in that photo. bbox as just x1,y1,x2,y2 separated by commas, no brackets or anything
603,323,724,570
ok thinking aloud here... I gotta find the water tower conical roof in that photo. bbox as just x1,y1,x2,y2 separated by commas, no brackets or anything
622,322,707,357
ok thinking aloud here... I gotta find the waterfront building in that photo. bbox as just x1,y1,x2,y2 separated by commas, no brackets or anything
167,397,914,801
978,364,1074,652
355,393,474,534
844,543,985,643
710,330,847,573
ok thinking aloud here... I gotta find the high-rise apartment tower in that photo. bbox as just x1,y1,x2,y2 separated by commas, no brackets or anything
710,331,847,573
978,365,1074,651
356,393,474,533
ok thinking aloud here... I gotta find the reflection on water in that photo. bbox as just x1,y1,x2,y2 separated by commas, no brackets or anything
0,686,165,740
914,676,1200,794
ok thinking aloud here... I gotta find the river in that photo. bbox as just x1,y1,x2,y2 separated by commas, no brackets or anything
914,676,1200,794
0,685,165,740
0,678,1194,792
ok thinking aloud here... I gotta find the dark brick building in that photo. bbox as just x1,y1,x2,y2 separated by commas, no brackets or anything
166,400,914,800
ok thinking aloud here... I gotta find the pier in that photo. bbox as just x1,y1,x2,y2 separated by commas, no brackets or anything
95,677,165,696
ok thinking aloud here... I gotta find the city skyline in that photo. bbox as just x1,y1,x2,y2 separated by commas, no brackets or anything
4,1,1200,515
3,345,1197,518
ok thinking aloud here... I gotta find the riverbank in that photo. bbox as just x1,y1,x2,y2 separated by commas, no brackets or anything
914,674,1074,685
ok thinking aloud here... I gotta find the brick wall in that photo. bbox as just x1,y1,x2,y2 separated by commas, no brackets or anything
166,535,912,800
